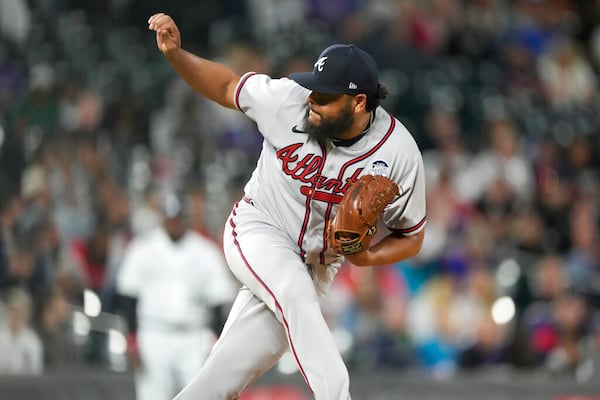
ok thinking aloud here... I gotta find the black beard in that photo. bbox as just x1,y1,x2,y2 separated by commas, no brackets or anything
303,106,354,144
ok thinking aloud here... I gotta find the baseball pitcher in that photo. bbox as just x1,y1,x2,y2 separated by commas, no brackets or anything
148,13,426,400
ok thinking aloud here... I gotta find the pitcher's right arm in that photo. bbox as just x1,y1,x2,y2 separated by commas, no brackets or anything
148,13,241,109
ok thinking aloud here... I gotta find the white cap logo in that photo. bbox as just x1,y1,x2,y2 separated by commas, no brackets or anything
314,57,328,72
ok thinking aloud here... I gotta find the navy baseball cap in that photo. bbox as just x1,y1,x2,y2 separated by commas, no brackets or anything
290,44,379,96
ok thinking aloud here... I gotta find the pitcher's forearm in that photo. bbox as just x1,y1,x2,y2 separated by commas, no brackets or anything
166,49,241,109
345,229,425,267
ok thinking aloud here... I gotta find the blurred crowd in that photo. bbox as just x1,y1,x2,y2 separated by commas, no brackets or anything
1,0,600,386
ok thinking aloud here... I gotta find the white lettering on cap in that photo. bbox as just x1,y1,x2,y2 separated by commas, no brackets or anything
314,57,328,72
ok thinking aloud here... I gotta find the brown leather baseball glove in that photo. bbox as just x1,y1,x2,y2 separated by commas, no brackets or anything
328,174,400,255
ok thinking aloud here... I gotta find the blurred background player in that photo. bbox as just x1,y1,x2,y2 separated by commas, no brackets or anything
115,190,239,400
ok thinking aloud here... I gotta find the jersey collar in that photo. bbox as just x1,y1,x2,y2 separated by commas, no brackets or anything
331,111,374,148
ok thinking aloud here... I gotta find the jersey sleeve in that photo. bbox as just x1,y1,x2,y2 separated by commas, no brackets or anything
116,239,146,297
233,72,308,142
382,155,427,235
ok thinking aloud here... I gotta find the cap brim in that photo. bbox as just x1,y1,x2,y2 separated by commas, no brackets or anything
289,72,345,94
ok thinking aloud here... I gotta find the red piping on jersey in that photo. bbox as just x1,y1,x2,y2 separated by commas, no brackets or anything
319,112,397,263
297,142,327,260
228,209,315,397
387,156,427,234
390,215,427,234
234,72,257,111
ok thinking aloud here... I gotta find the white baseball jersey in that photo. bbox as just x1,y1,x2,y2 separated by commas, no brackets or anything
116,227,238,328
234,72,426,268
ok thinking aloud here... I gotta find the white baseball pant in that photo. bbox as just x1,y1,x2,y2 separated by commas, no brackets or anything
137,327,214,400
173,199,350,400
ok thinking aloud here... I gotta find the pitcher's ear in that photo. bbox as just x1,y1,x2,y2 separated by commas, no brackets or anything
353,93,368,112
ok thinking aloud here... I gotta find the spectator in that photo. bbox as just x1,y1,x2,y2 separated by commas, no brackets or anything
543,292,589,374
0,191,22,276
34,286,82,370
334,263,413,370
64,223,112,295
538,39,597,109
406,275,459,378
458,313,509,369
457,117,534,205
522,254,591,373
0,287,43,375
0,0,31,48
565,196,600,298
0,241,51,300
